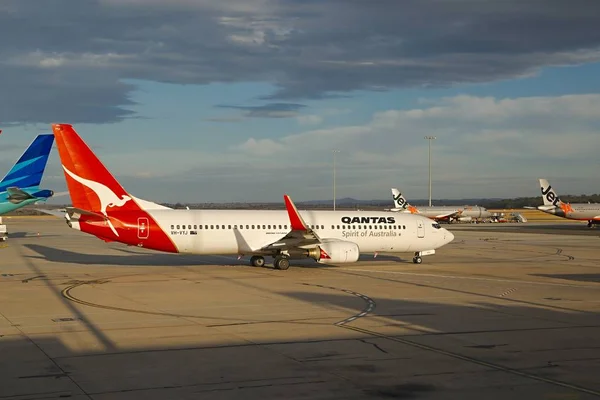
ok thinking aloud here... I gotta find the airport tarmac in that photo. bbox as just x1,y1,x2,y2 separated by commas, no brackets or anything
1,217,599,399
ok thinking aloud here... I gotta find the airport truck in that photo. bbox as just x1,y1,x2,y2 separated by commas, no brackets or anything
0,217,7,241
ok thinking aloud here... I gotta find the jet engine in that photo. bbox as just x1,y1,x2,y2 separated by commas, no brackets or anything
305,240,360,264
456,216,472,222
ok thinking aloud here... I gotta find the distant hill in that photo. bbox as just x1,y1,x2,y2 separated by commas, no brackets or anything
4,193,599,215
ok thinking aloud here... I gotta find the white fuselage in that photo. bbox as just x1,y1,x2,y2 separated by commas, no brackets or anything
143,209,454,255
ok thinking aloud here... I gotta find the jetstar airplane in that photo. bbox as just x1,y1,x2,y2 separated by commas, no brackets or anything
389,188,491,222
50,124,454,269
0,133,55,215
525,179,600,228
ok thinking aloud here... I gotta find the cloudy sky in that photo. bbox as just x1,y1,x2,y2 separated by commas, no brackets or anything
1,0,600,203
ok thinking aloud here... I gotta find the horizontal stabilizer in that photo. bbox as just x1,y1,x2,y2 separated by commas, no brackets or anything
66,207,109,221
537,205,556,211
35,208,66,218
6,187,34,203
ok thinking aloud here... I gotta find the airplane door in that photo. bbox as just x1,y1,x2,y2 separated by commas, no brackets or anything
417,220,425,238
137,217,149,239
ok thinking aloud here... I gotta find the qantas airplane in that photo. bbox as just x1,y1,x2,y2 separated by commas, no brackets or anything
389,188,491,222
526,179,600,228
50,124,454,269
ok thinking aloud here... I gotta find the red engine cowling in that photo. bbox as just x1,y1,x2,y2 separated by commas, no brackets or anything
306,240,360,264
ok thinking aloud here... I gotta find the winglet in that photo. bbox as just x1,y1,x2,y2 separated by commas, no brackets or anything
283,194,308,231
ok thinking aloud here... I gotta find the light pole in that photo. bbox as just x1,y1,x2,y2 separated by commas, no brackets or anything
424,136,436,207
332,150,340,211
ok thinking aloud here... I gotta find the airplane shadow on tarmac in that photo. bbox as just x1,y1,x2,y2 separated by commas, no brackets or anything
23,244,406,269
2,284,600,399
8,231,61,239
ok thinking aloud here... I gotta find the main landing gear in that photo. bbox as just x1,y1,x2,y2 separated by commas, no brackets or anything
273,255,290,270
249,254,290,270
250,255,265,268
412,256,422,264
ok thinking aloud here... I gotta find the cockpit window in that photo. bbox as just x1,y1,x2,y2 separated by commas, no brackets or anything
432,223,441,229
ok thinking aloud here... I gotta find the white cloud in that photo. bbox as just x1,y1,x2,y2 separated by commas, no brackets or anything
212,93,600,200
233,137,286,156
296,115,323,125
42,93,600,203
7,51,130,69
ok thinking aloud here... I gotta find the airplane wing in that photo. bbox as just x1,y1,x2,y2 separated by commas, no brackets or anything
6,187,35,203
259,194,322,252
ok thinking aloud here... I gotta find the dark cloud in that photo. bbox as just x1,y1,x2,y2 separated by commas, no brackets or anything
1,0,600,124
214,102,305,118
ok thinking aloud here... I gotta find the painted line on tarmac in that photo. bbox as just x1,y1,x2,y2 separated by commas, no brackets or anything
301,283,376,326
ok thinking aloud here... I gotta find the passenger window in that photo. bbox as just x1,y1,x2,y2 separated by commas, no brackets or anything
193,225,197,229
171,225,174,229
177,225,180,229
403,225,406,229
210,225,214,229
321,225,324,229
284,225,288,229
187,225,190,229
262,225,265,229
331,225,334,229
278,225,282,229
246,225,249,229
216,225,219,229
252,225,255,229
374,225,377,229
228,225,231,229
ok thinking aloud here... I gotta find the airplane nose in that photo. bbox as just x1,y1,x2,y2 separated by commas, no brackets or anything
444,229,454,244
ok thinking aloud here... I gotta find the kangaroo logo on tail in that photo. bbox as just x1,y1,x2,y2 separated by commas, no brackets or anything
63,166,132,237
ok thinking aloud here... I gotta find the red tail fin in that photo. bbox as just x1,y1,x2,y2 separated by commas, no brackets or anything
52,124,177,253
52,124,137,213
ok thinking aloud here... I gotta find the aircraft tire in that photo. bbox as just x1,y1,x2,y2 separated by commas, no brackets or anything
274,256,290,270
250,256,265,267
413,256,422,264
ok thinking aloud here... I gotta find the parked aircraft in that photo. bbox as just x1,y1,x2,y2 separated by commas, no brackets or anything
50,124,454,268
526,179,600,227
0,134,55,215
389,188,492,222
